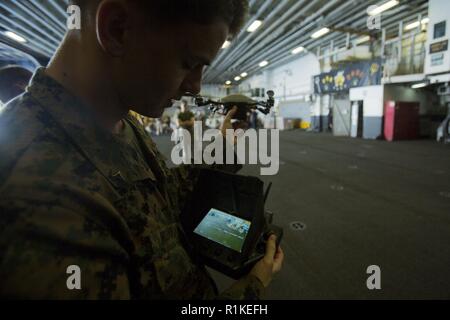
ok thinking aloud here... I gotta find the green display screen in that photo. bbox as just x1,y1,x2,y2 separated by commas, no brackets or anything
194,208,251,253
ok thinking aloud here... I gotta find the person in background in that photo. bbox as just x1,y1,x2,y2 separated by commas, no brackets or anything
328,107,333,132
155,118,163,136
163,116,172,135
177,99,195,130
249,109,258,129
0,65,33,104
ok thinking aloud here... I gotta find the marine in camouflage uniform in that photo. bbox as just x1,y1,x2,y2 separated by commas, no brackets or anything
0,68,265,299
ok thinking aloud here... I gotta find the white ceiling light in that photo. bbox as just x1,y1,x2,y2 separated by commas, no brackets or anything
291,46,305,54
234,76,241,81
404,17,429,31
4,31,27,43
311,27,330,39
247,20,262,32
411,82,427,89
368,0,399,16
225,80,232,85
240,72,248,78
222,40,231,49
355,36,371,44
259,60,269,67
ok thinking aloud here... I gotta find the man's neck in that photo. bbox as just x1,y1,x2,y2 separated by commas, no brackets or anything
45,37,128,133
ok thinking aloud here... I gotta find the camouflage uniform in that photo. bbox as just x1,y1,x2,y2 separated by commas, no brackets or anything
0,68,265,299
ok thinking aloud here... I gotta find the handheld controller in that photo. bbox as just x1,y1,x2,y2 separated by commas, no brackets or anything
180,168,283,279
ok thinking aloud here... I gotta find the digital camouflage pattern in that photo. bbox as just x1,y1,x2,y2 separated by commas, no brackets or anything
0,68,265,300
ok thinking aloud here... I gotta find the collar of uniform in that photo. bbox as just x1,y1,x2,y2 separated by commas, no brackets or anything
123,115,168,183
27,67,156,191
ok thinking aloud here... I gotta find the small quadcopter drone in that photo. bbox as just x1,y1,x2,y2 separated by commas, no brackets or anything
184,90,275,121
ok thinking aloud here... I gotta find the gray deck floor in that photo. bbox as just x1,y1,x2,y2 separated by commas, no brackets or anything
153,131,450,299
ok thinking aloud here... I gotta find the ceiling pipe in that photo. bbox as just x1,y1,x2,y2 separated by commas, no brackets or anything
208,0,309,69
235,0,369,73
212,0,427,83
236,2,428,81
207,0,344,82
204,0,295,81
48,0,69,19
211,0,330,82
213,0,427,84
0,34,50,62
205,0,314,82
206,0,344,82
0,29,52,58
0,17,54,56
0,3,60,50
245,0,425,77
28,0,67,35
206,0,274,65
204,0,275,80
243,13,422,77
2,1,62,47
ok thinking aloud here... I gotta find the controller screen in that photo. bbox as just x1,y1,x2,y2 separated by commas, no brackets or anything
194,208,251,253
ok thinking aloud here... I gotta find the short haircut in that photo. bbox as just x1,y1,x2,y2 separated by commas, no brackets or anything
0,66,33,103
71,0,249,36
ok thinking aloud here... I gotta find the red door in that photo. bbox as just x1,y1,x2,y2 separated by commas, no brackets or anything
384,101,396,141
384,101,420,141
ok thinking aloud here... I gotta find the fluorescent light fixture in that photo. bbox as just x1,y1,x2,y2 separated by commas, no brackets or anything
291,46,305,54
4,31,27,43
225,80,232,85
368,0,399,16
259,60,269,67
405,21,420,30
356,36,371,44
222,40,231,49
234,76,241,81
411,82,427,89
240,72,248,78
311,27,330,39
247,20,262,32
404,17,429,31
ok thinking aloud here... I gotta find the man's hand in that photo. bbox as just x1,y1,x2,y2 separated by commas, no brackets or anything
250,234,284,288
221,106,249,143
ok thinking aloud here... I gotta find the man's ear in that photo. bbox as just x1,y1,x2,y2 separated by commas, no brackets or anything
96,0,129,56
